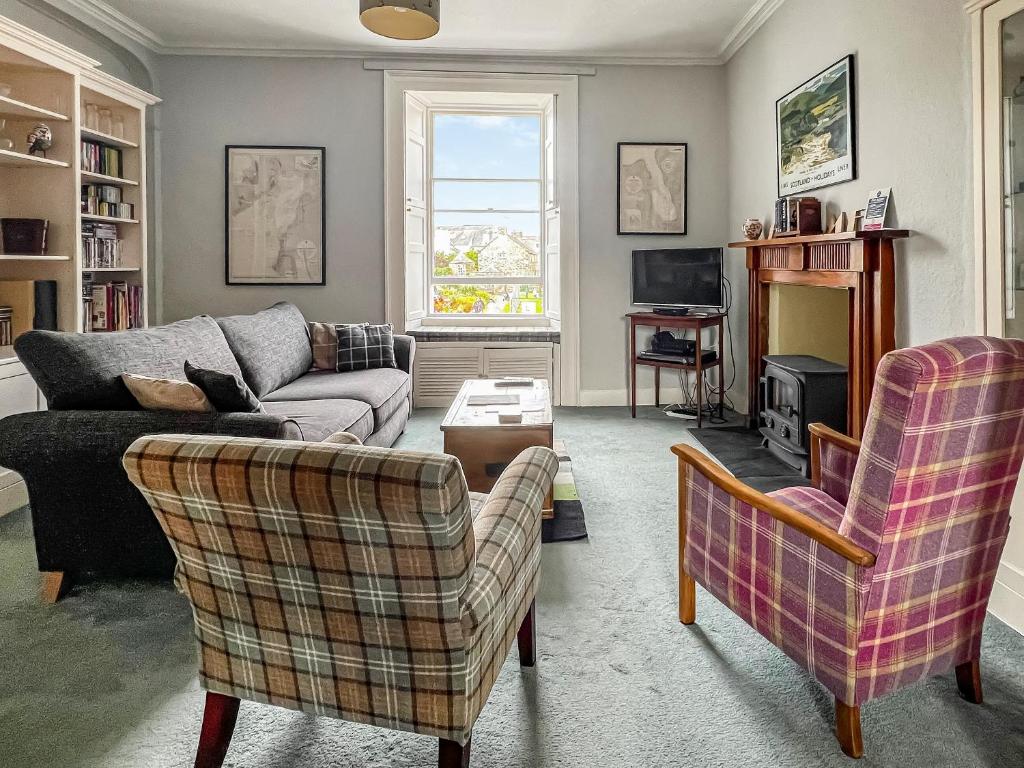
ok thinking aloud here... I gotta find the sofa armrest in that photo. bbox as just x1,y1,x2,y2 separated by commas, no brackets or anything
0,409,300,476
394,334,416,374
460,446,558,638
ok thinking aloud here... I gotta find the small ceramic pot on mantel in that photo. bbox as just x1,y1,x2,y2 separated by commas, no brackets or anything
743,218,763,240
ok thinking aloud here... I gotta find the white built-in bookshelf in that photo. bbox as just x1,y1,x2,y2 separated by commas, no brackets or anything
0,16,158,363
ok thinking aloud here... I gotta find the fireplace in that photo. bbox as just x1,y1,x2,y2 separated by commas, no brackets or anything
760,355,847,476
728,229,908,438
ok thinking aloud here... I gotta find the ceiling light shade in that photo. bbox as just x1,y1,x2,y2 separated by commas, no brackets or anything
359,0,440,41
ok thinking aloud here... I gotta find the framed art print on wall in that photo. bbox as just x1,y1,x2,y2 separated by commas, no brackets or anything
776,55,857,197
225,145,326,285
617,142,687,235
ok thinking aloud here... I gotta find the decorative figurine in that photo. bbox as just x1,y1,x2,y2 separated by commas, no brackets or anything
743,217,763,240
26,123,52,157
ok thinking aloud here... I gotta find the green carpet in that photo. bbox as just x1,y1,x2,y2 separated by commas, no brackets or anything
0,407,1022,767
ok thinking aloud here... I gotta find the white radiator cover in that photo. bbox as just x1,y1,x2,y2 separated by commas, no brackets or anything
413,343,558,408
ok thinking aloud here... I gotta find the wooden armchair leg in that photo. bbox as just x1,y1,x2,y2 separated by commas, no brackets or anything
439,735,471,768
955,659,983,704
679,573,696,625
517,599,537,667
835,700,863,759
194,692,240,768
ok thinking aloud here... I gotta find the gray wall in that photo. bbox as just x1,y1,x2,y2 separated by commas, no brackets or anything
580,65,728,401
157,57,729,397
725,0,973,412
158,56,385,325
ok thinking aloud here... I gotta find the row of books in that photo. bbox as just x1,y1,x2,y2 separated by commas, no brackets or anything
82,279,143,332
81,140,124,178
0,306,11,346
81,222,127,268
81,184,135,220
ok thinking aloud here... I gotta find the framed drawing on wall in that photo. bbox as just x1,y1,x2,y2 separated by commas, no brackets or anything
617,142,687,235
776,55,857,197
225,145,326,285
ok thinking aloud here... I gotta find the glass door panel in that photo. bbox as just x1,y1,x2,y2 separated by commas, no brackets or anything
1003,10,1024,338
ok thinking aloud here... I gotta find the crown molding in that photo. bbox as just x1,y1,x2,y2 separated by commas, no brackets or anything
58,0,785,66
57,0,166,50
718,0,787,62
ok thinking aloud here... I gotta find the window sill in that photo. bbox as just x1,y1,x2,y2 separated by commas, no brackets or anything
407,325,560,343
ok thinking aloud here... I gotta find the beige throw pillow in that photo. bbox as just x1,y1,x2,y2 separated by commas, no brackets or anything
122,373,215,413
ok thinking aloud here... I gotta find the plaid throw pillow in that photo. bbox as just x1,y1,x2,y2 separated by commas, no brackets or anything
309,322,396,372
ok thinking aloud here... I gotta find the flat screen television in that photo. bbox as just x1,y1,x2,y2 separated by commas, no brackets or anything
631,248,724,309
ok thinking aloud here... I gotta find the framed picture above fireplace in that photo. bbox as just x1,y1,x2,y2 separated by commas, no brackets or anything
776,55,857,197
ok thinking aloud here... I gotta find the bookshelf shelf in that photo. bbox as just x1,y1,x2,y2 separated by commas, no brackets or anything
0,148,70,168
81,170,138,186
0,254,70,261
81,213,139,224
0,94,68,121
82,266,139,272
80,126,138,149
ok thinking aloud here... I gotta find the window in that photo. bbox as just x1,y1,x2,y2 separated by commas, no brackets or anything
430,112,545,316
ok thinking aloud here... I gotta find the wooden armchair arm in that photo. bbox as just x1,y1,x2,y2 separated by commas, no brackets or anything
808,422,861,492
672,444,876,567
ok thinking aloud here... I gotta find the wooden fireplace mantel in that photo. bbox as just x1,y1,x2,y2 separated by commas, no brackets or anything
728,229,910,439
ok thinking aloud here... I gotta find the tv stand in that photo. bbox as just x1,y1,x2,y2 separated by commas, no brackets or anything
626,311,727,428
653,307,690,316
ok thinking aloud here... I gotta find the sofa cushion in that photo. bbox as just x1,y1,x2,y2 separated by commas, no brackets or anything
262,368,411,429
216,302,312,398
261,399,373,442
14,315,243,410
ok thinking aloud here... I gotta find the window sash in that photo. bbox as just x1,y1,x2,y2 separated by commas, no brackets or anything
432,276,543,285
429,109,545,317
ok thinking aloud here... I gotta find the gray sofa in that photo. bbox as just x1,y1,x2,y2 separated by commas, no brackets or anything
0,301,414,586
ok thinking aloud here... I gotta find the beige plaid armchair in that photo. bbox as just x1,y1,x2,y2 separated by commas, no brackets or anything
122,433,558,768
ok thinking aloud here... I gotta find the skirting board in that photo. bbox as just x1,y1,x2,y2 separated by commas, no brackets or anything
989,562,1024,636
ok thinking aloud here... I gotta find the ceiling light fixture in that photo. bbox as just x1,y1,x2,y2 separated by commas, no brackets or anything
359,0,440,41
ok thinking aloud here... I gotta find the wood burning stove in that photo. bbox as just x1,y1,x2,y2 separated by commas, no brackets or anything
760,355,848,476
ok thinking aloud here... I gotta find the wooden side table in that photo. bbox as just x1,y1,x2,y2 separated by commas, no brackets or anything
626,311,727,428
441,378,555,519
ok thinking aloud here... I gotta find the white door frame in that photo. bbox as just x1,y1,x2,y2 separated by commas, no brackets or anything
969,0,1024,635
383,70,581,405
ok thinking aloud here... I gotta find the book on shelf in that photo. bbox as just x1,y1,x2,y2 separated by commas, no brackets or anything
81,221,125,268
80,140,123,178
0,306,12,345
81,184,134,219
83,277,142,331
0,280,57,339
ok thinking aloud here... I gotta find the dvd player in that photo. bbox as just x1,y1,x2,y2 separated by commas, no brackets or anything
638,350,718,366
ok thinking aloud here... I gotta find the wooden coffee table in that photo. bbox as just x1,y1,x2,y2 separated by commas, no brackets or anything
441,378,554,519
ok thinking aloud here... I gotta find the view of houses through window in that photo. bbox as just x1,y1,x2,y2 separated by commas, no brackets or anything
431,112,544,315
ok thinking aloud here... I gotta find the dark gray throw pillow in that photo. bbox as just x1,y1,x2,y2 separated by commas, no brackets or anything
335,323,397,372
184,360,263,413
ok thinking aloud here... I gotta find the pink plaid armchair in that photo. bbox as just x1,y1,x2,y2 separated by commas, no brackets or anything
674,337,1024,758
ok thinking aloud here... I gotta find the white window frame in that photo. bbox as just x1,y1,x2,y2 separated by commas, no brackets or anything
428,106,547,319
384,71,580,405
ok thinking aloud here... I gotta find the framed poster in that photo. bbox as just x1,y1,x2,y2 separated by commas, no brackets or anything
617,142,687,235
776,55,857,197
225,145,325,285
